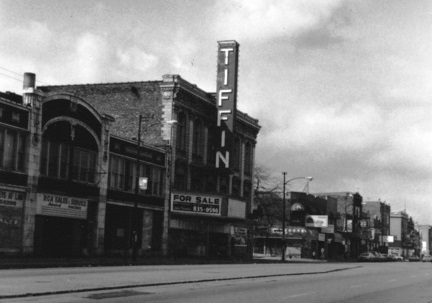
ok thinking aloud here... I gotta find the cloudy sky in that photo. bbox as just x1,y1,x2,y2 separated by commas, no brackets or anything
1,0,432,223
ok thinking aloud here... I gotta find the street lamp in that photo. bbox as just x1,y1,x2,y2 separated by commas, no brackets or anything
281,173,313,261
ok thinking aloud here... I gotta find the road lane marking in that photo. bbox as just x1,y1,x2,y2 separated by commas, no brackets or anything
349,285,363,288
287,292,315,298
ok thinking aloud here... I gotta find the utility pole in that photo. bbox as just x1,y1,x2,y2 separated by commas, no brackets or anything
282,172,287,261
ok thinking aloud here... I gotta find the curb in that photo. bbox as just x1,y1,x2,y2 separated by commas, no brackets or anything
0,266,360,300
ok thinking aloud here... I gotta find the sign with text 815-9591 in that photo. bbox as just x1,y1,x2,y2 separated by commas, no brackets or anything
171,193,221,216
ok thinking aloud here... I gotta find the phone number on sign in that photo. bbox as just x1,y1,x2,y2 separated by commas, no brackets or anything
192,205,219,214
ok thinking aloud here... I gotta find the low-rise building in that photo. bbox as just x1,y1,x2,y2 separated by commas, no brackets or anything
362,200,391,253
314,192,363,259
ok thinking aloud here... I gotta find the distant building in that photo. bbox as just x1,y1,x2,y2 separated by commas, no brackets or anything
314,192,363,258
389,211,419,257
253,192,341,260
362,200,391,253
415,224,431,257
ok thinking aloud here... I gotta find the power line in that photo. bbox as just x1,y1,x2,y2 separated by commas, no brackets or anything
0,66,52,86
0,71,22,83
0,66,22,76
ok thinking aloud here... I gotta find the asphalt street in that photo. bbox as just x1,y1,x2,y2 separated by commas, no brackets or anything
1,262,432,303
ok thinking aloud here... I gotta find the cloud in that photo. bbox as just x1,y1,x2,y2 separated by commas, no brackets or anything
264,102,384,152
0,21,53,56
370,120,432,177
214,0,344,41
117,47,158,72
169,30,198,71
72,32,112,82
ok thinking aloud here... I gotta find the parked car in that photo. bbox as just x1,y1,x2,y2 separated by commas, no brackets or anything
422,255,432,262
370,251,387,262
408,255,420,262
380,254,394,262
357,252,376,262
387,254,404,261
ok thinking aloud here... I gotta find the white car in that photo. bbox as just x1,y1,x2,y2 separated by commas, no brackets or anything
391,255,404,261
357,252,376,262
422,255,432,262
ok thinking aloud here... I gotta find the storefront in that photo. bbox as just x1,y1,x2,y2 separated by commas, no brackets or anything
104,202,163,256
33,193,92,256
169,192,247,258
0,188,24,253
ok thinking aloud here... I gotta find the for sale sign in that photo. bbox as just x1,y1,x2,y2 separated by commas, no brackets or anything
171,193,222,216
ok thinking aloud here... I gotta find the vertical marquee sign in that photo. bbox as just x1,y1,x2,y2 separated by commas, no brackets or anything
216,40,239,169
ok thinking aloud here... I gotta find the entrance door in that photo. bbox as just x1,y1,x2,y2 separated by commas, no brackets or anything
34,215,85,257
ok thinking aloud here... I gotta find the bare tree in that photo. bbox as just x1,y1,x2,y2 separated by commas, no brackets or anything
252,166,283,228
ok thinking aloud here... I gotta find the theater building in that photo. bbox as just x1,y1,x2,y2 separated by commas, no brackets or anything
43,73,260,257
0,41,260,258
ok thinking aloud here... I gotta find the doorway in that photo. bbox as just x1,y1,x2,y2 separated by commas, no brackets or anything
34,215,86,257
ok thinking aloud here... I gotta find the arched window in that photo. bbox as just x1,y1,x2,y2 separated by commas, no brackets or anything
41,121,98,183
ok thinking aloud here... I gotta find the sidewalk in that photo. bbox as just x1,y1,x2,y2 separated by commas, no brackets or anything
252,253,327,263
0,253,327,270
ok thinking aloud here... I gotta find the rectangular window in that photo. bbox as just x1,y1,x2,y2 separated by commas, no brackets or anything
69,147,97,183
0,128,26,172
40,140,70,180
109,157,117,188
11,111,20,123
17,133,25,171
4,130,17,170
124,161,131,191
79,150,89,181
48,141,60,177
87,152,96,183
60,144,69,179
152,167,161,196
142,164,150,194
40,139,49,175
109,156,125,189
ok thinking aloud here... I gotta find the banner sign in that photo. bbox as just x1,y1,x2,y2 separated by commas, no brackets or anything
171,193,221,216
305,215,328,228
0,189,24,208
37,193,88,219
321,224,334,233
215,40,239,169
382,235,394,243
